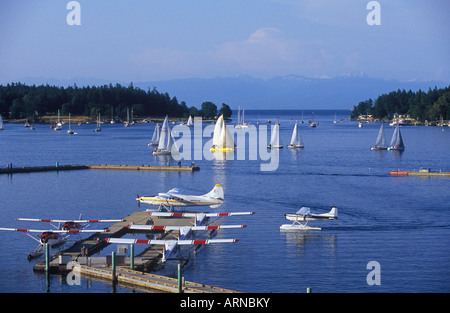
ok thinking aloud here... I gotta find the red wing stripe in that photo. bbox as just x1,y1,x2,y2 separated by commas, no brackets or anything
135,239,150,244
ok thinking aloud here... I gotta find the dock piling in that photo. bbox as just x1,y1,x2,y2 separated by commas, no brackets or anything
130,244,134,270
112,252,116,283
45,243,49,273
178,263,183,293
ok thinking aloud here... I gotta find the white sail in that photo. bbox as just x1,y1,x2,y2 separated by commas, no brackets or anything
211,114,235,151
288,122,304,148
212,115,224,147
371,124,387,150
186,116,193,127
0,115,4,130
388,124,405,150
375,125,385,147
221,117,235,149
158,116,170,150
268,124,283,148
153,116,179,154
149,123,160,145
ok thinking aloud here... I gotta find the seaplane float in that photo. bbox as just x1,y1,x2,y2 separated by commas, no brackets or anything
137,184,224,211
0,217,123,260
280,206,338,231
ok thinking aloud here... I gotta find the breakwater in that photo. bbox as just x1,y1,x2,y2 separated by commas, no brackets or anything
0,164,200,174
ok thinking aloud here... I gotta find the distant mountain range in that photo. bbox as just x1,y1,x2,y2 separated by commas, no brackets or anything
9,74,449,110
134,74,449,110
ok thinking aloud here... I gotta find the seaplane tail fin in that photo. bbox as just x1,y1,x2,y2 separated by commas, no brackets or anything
203,184,224,208
323,206,338,219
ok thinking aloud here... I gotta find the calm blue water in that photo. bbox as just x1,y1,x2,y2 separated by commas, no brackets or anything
0,110,449,293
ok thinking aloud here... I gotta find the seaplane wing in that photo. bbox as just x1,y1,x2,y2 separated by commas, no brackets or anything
15,218,124,223
137,184,224,208
127,224,246,231
0,227,109,234
105,238,238,245
285,206,338,221
147,212,255,218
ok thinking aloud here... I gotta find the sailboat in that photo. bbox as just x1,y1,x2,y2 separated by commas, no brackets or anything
267,124,283,148
287,122,304,148
235,107,249,129
310,111,316,128
387,124,405,151
152,116,178,155
371,124,387,150
186,116,193,127
148,123,160,146
124,107,130,127
54,110,62,131
211,115,235,152
67,113,76,134
0,115,5,130
94,113,102,132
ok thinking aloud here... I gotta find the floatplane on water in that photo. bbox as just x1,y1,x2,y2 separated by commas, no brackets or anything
280,206,338,231
0,217,122,259
137,184,224,211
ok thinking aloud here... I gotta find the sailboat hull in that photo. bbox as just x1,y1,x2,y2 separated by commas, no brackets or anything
153,150,172,155
288,144,304,149
371,146,387,150
387,146,405,151
210,147,235,152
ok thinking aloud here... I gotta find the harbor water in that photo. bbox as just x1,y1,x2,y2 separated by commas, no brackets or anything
0,110,449,293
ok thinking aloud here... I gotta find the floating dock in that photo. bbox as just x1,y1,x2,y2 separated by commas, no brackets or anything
32,210,242,293
389,170,450,177
0,164,199,174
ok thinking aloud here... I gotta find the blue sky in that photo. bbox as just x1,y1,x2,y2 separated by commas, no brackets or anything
0,0,449,84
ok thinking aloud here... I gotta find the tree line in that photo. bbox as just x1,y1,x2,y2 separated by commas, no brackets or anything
350,85,450,122
0,82,232,121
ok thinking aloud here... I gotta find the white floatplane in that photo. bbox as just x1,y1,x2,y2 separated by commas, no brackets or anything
280,206,338,231
14,217,124,231
137,184,224,211
0,227,110,260
0,217,121,259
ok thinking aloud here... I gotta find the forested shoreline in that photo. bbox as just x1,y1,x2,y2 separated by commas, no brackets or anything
350,85,450,122
0,82,232,122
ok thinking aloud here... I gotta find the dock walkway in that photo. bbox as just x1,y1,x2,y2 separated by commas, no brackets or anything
0,164,199,174
77,265,239,293
389,170,450,177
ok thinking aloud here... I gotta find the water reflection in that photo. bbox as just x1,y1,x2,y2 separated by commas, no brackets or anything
283,232,338,257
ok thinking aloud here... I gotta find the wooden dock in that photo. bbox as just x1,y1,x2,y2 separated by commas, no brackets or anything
89,164,200,172
390,170,450,177
76,265,239,293
32,210,239,292
0,164,199,174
